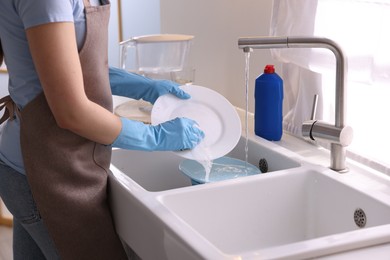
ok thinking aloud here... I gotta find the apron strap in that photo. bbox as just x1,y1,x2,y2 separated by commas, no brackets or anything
0,95,18,124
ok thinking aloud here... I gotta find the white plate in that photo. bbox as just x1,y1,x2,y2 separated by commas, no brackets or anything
151,85,241,160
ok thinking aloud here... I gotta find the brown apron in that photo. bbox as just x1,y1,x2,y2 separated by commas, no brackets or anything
2,0,127,259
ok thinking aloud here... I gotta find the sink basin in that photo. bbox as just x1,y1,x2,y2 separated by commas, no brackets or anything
110,136,301,191
108,130,390,259
158,166,390,259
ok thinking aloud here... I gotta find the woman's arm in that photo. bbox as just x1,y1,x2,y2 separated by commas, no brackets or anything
26,22,121,145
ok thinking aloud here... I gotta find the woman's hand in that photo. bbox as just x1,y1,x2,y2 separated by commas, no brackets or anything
112,117,205,151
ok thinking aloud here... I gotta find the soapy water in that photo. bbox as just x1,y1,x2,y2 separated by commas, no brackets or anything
197,160,212,182
191,161,259,182
188,142,213,182
190,143,258,182
191,141,259,182
209,162,259,177
189,142,257,182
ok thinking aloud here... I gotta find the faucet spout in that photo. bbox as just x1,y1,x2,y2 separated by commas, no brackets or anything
238,36,353,172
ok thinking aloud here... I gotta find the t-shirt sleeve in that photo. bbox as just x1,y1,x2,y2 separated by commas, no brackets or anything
14,0,74,29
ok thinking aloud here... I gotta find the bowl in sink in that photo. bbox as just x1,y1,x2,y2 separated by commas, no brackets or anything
179,156,262,185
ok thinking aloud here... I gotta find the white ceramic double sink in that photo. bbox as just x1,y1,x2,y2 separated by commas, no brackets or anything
109,135,390,259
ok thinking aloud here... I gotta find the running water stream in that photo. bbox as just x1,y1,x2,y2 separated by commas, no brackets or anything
244,51,251,164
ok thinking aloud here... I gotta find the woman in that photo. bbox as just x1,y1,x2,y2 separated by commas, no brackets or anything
0,0,204,259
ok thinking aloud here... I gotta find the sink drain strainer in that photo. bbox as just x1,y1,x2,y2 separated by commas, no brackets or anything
258,158,268,173
354,208,367,228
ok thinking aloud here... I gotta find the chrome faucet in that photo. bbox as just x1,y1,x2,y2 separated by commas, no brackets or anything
238,36,353,172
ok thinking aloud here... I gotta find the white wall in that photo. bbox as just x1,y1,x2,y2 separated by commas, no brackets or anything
121,0,160,40
160,0,279,112
108,0,121,67
109,0,161,67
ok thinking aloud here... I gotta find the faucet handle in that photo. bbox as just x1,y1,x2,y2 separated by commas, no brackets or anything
302,94,353,147
303,121,353,147
310,94,319,120
302,94,319,140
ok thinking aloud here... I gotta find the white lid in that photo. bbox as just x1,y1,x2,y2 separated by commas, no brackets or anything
132,34,194,43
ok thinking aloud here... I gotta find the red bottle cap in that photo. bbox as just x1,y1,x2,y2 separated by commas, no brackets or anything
264,65,275,74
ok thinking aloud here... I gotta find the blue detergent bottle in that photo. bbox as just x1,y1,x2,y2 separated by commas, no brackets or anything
254,64,284,141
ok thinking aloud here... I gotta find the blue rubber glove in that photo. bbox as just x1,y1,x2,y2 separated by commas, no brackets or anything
112,117,205,151
109,67,190,104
